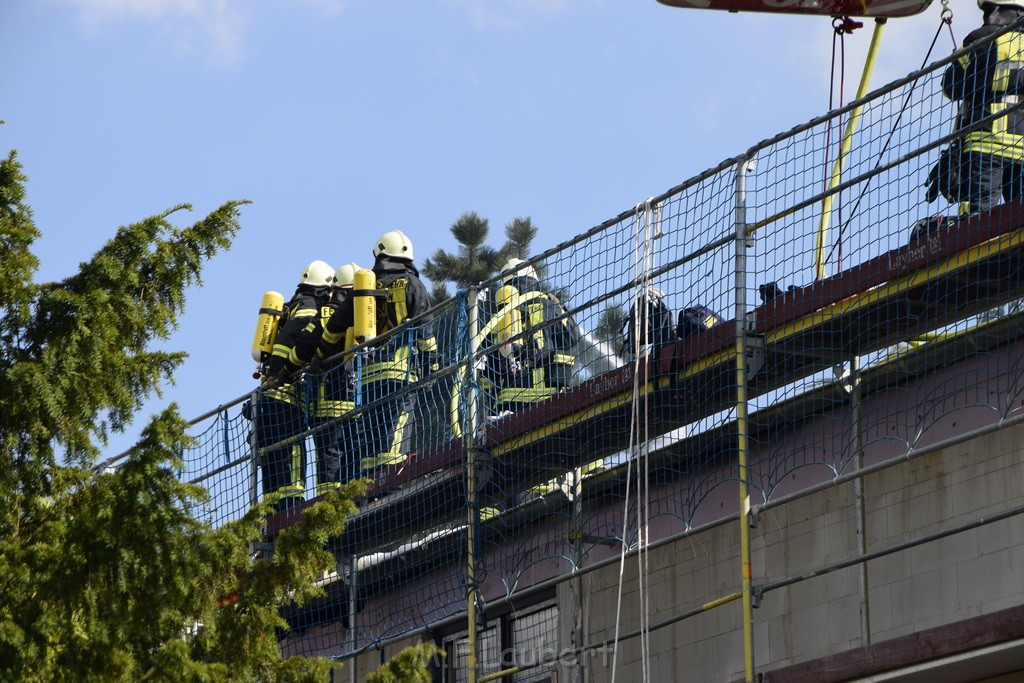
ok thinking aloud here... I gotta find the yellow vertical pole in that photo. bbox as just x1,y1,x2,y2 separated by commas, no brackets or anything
814,18,887,280
466,288,480,683
735,157,756,682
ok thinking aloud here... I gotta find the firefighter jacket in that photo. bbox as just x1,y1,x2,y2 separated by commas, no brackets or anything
314,288,357,419
494,275,576,403
364,256,438,385
264,285,332,403
318,288,356,361
943,14,1024,161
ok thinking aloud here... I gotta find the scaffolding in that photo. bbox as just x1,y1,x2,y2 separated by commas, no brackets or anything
98,21,1024,682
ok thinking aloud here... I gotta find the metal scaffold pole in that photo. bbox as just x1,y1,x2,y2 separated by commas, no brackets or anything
571,467,585,683
348,554,358,683
734,156,756,683
465,288,481,683
249,390,260,512
850,356,872,644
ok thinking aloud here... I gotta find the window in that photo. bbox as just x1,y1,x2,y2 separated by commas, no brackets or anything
510,604,558,682
444,626,500,683
441,601,558,683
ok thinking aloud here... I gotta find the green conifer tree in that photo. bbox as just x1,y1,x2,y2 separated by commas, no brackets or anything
0,147,428,681
366,643,443,683
422,212,538,306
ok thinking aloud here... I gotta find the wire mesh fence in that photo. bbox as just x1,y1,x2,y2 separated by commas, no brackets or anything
98,19,1024,673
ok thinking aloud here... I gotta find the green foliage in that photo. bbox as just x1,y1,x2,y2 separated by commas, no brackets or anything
0,146,384,681
595,303,626,347
366,643,443,683
0,149,247,482
422,211,538,305
194,481,365,682
0,150,40,337
0,423,366,681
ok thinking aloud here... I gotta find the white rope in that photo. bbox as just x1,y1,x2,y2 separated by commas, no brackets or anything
610,199,657,683
638,200,655,683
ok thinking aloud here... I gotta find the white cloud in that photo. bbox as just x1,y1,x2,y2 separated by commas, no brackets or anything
442,0,578,29
52,0,250,67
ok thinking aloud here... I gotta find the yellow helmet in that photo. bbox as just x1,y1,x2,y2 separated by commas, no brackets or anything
300,260,335,288
372,230,414,261
500,257,537,284
333,262,360,288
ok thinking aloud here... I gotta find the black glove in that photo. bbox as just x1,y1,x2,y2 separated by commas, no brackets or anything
925,148,959,204
264,366,291,391
417,350,438,381
308,354,324,373
508,345,528,376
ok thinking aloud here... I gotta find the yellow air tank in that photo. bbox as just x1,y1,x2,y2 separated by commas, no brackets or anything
353,269,377,344
494,284,522,350
251,291,285,362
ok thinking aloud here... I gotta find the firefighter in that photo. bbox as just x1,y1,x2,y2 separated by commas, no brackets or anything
492,257,577,411
937,0,1024,214
622,286,675,359
309,262,360,491
257,259,334,512
488,258,595,503
355,230,438,483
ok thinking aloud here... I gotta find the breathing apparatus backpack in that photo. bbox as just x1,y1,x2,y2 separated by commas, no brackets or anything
623,288,676,354
250,291,285,376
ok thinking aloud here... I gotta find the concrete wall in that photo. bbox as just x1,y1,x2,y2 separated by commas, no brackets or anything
567,423,1024,682
291,338,1024,681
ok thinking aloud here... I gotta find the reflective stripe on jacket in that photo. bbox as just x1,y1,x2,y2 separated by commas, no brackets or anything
493,279,577,395
267,287,331,375
363,257,438,385
946,25,1024,160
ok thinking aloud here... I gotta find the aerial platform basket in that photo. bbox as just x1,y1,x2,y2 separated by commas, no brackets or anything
655,0,933,18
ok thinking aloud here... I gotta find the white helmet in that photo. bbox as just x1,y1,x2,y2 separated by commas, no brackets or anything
373,230,414,261
500,257,538,284
333,262,360,288
300,260,335,288
645,286,666,303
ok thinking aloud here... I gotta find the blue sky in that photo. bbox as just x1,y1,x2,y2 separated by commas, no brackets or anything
2,0,974,458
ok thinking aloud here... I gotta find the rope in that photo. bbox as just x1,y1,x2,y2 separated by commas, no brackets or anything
823,7,959,269
823,23,839,211
637,201,653,683
837,20,847,273
822,17,853,269
610,206,643,682
828,17,854,276
611,200,658,683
